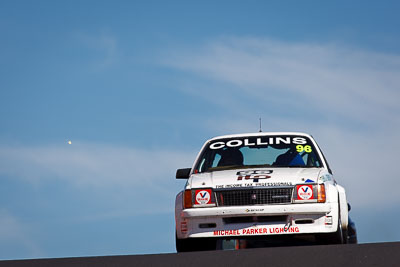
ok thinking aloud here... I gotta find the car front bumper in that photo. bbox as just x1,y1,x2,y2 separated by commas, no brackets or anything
177,203,339,239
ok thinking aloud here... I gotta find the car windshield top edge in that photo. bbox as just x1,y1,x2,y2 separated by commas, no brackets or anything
194,135,324,173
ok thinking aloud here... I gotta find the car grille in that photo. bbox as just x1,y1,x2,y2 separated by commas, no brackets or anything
216,187,293,206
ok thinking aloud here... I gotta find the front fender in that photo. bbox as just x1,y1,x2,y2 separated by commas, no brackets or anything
175,191,184,238
336,185,349,229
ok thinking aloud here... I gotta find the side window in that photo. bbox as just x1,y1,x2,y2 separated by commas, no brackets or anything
303,151,321,167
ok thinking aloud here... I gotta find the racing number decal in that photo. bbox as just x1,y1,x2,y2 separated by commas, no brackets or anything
296,145,312,153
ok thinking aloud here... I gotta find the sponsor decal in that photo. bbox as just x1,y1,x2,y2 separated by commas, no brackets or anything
237,170,273,182
209,137,307,150
325,216,333,225
213,226,300,236
215,182,293,189
195,189,212,205
245,208,264,212
297,185,313,200
319,174,333,183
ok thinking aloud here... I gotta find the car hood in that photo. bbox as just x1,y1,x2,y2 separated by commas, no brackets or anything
189,168,323,189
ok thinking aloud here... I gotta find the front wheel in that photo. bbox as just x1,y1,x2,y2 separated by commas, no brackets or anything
317,217,347,245
176,234,218,252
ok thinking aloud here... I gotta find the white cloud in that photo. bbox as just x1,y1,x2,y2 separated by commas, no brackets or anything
0,142,196,227
166,37,400,209
0,142,194,189
168,37,400,126
0,143,196,258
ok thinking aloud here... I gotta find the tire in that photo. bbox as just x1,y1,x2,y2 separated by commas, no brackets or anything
347,217,358,244
336,218,347,244
176,235,192,252
176,233,218,252
317,210,347,245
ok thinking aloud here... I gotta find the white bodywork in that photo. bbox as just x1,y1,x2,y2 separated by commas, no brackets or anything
175,132,348,240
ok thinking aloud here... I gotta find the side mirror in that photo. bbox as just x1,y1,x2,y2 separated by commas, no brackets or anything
176,168,191,179
347,203,352,212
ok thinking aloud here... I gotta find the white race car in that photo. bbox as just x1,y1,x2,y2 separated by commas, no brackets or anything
175,132,357,252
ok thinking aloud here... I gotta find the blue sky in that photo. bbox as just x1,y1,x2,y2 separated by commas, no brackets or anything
1,0,400,259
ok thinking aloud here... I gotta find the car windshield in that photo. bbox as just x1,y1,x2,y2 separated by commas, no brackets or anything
194,135,323,173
